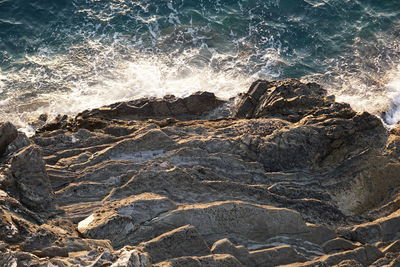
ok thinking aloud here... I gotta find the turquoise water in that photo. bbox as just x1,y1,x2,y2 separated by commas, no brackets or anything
0,0,399,129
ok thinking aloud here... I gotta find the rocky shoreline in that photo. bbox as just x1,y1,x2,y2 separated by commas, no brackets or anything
1,79,400,266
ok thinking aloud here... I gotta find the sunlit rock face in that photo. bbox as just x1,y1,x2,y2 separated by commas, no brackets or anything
0,80,400,266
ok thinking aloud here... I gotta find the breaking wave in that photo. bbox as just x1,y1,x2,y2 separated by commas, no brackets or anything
0,0,399,130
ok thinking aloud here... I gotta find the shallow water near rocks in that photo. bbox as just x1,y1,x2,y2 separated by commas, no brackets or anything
0,0,400,128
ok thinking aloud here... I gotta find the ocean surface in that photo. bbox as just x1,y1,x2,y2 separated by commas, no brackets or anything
0,0,399,132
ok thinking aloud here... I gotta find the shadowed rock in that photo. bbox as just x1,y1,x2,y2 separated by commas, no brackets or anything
0,122,18,156
139,225,211,263
10,145,54,212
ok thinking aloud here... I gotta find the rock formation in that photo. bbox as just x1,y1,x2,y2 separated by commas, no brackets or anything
1,79,400,266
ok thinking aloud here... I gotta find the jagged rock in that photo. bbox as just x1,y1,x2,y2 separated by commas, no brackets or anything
5,132,31,155
124,201,307,246
78,193,177,248
211,238,253,265
80,199,308,248
0,251,41,267
10,145,54,211
338,210,400,243
38,114,71,132
111,246,152,267
0,206,38,245
0,122,18,156
259,235,325,260
68,128,176,171
235,79,331,122
38,92,226,133
296,223,337,245
282,245,383,266
322,238,359,253
235,80,387,173
139,225,210,263
383,240,400,254
249,245,307,267
0,246,152,267
371,252,400,267
333,259,363,267
1,79,400,265
81,91,226,120
154,254,244,267
386,134,400,160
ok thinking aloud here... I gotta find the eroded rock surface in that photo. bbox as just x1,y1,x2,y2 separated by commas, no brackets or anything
1,79,400,266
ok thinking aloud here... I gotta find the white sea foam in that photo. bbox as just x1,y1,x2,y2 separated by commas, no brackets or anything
384,68,400,125
0,37,255,135
2,0,399,133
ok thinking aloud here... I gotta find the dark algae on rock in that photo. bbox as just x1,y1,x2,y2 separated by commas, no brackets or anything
1,80,400,266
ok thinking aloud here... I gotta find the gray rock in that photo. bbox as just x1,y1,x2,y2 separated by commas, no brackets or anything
0,122,18,156
282,245,383,267
154,254,244,267
383,240,400,254
249,245,307,267
322,238,359,253
10,145,53,211
78,193,177,248
211,238,252,266
5,132,31,156
124,201,308,246
139,225,210,263
2,79,400,265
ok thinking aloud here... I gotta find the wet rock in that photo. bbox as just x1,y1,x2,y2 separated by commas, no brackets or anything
235,79,330,122
38,114,71,132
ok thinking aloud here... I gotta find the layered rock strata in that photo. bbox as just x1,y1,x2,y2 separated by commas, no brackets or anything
1,79,400,266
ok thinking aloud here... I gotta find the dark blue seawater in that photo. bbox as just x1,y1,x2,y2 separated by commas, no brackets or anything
0,0,399,130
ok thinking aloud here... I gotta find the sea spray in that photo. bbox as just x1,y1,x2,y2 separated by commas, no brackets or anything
0,0,399,129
